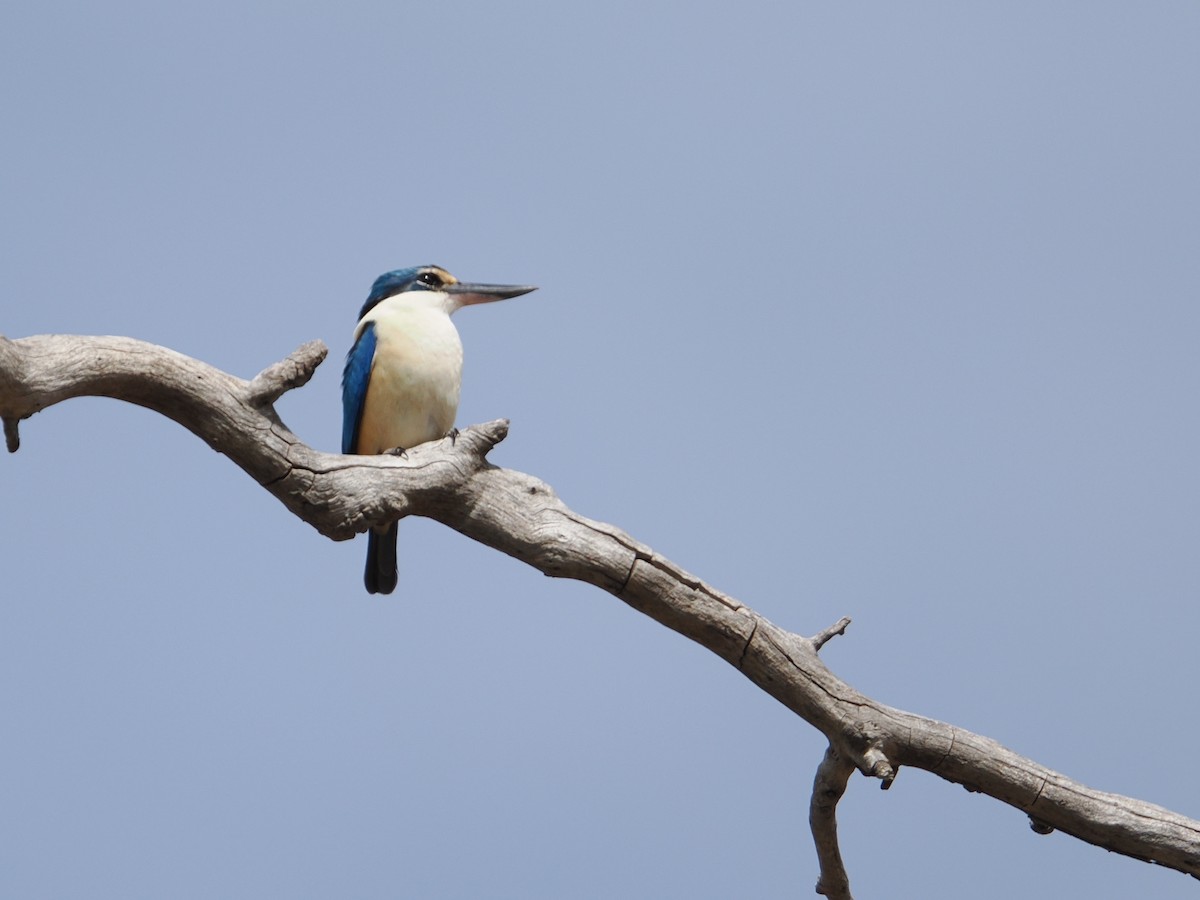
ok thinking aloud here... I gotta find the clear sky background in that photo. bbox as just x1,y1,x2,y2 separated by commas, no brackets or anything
2,3,1199,898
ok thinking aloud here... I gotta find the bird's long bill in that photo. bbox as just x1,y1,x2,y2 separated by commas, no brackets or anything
446,282,537,305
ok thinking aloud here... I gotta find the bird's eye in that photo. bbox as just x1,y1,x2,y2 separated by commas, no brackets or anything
418,271,443,287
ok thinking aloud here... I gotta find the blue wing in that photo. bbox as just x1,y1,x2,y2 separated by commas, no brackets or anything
341,321,377,454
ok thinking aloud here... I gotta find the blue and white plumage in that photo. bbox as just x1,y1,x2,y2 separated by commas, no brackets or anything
342,265,536,594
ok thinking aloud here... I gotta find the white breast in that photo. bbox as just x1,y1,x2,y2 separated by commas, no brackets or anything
355,294,464,455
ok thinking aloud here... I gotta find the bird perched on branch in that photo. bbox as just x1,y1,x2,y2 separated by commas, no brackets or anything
341,265,536,594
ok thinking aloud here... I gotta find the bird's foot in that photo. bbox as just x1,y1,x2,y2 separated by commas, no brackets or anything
445,427,460,446
385,446,408,458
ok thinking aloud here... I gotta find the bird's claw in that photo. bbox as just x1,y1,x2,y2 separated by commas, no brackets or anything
386,446,408,458
445,427,460,446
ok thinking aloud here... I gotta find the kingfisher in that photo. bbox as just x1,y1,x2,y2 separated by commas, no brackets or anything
341,264,536,594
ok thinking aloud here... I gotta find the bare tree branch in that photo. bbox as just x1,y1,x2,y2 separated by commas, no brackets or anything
811,745,856,900
3,333,1199,889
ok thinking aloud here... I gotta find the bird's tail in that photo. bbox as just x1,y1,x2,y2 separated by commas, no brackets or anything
364,522,399,595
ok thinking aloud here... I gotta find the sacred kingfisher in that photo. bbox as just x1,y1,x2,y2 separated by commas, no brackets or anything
341,264,536,594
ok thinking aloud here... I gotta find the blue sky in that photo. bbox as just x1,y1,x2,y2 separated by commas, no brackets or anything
2,3,1199,897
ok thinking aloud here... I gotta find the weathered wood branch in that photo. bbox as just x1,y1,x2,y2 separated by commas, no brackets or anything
811,745,855,900
3,332,1199,895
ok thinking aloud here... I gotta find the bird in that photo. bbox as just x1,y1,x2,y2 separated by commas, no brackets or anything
341,264,536,594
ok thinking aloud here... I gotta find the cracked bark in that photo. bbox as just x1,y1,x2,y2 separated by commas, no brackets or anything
3,332,1199,896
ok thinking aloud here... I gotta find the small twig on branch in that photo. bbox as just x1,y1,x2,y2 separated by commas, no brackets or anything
859,745,896,789
245,340,328,408
810,615,852,652
811,745,856,900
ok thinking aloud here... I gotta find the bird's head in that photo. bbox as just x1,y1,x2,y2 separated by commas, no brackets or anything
357,265,536,321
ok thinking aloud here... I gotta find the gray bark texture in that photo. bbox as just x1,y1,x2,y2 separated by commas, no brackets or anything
3,333,1198,898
